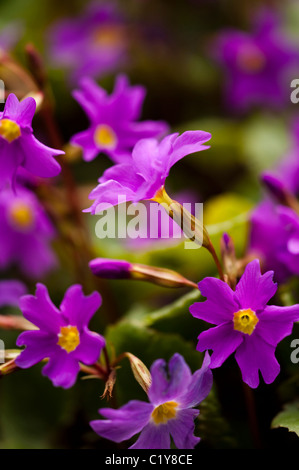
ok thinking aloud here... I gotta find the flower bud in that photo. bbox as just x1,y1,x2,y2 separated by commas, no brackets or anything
124,353,152,393
89,258,198,289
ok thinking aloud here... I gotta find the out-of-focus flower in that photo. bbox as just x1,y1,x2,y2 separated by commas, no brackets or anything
213,9,299,112
71,75,168,163
90,352,212,449
0,94,62,189
0,187,57,278
86,130,211,214
190,259,299,388
0,280,27,308
16,284,105,389
248,199,293,283
48,2,128,83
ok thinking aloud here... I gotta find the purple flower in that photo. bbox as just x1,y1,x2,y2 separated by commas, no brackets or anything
0,94,62,189
190,259,299,388
0,186,57,278
86,130,211,214
275,206,299,277
48,2,128,83
71,75,168,163
16,284,105,389
213,9,299,112
90,258,131,279
0,280,27,308
90,352,212,449
248,196,299,283
248,199,291,283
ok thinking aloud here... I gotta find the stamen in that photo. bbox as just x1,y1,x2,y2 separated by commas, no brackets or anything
8,202,35,231
94,124,117,150
0,119,21,142
151,401,178,425
237,45,266,73
233,308,259,335
57,326,80,353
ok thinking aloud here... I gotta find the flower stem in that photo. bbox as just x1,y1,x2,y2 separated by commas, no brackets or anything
153,187,225,281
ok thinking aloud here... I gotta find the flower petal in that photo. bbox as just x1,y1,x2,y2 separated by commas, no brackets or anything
234,259,277,311
71,129,99,162
86,179,137,213
73,329,105,364
59,285,101,330
41,350,80,388
167,409,200,449
21,133,62,178
196,323,243,368
167,130,211,170
180,352,213,408
19,283,62,334
16,330,58,368
148,353,192,405
256,304,299,346
130,422,170,449
190,277,239,325
235,334,280,388
90,400,153,443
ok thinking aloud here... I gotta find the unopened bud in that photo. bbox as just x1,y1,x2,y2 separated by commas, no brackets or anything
124,353,152,393
89,258,198,289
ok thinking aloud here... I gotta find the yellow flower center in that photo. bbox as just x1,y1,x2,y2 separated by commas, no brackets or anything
92,25,124,47
151,401,178,425
233,308,259,335
0,119,21,142
57,326,80,353
8,201,35,231
237,46,266,73
94,124,117,150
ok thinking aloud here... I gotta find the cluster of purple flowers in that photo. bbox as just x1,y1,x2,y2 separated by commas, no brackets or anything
213,8,299,112
48,2,128,83
1,1,299,451
248,121,299,283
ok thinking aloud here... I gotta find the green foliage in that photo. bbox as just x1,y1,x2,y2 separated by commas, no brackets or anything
272,402,299,438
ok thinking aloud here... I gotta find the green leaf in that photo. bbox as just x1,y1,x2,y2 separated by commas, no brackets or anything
124,289,200,327
105,320,203,405
271,402,299,437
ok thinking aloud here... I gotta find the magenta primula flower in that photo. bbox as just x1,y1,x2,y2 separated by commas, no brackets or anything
213,9,299,112
71,75,168,163
0,94,62,189
90,352,212,449
190,259,299,388
16,284,105,389
48,2,128,83
0,186,57,278
86,130,211,214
